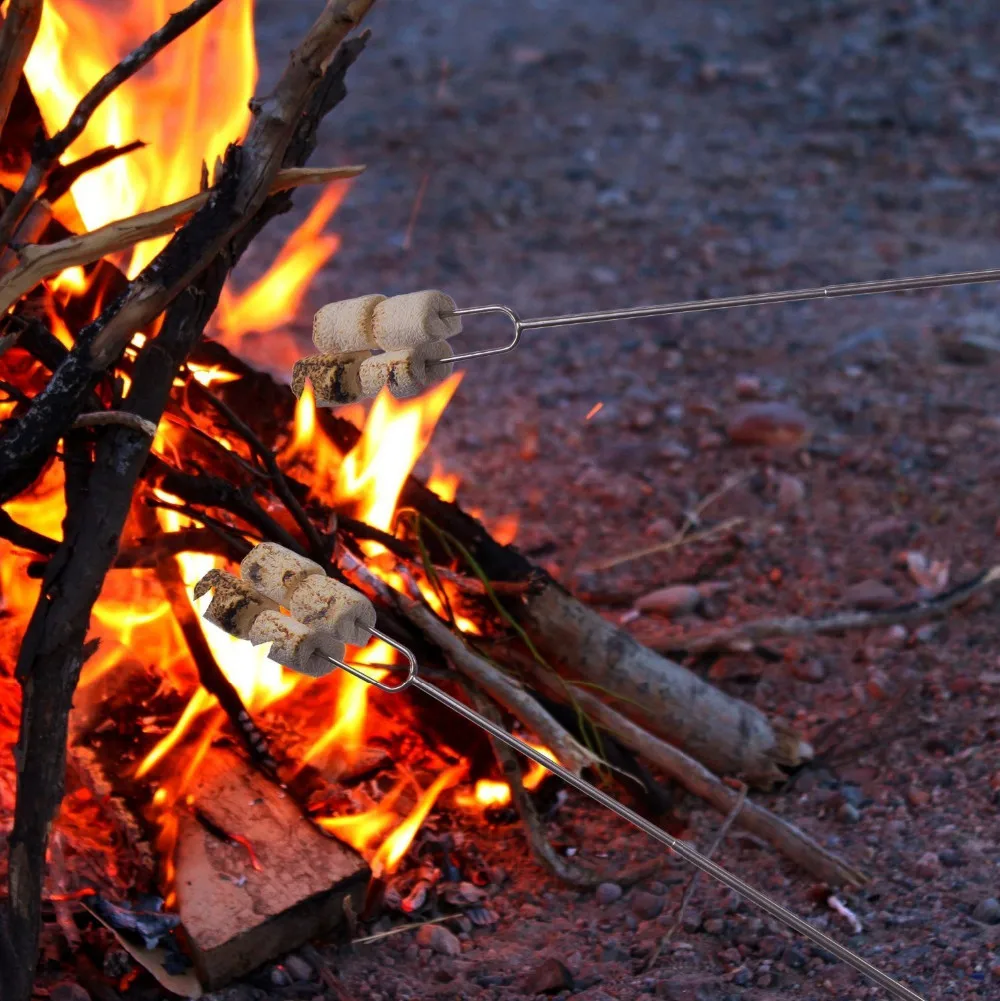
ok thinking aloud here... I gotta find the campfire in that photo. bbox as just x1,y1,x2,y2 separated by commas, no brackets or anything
6,2,977,999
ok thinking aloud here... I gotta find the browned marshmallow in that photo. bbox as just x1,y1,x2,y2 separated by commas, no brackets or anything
371,290,462,351
193,569,278,640
357,340,454,400
240,541,325,607
289,574,377,648
291,352,367,406
248,609,341,677
312,294,386,353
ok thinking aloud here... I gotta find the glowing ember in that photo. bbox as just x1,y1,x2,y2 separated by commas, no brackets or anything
370,761,467,875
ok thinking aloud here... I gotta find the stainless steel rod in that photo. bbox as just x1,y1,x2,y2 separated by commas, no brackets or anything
519,265,1000,331
407,674,926,1001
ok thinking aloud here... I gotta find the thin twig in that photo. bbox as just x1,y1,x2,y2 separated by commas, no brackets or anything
0,0,43,139
72,411,158,437
42,141,146,204
469,687,606,888
351,912,463,946
645,784,747,970
0,165,363,315
0,0,226,249
668,565,1000,656
582,473,750,573
188,380,327,560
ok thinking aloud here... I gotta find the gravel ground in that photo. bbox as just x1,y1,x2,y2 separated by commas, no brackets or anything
52,2,1000,1000
224,2,1000,1000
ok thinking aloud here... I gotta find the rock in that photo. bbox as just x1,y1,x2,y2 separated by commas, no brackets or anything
631,890,665,920
837,802,860,824
635,585,701,618
972,897,1000,924
726,402,812,448
782,945,807,969
938,314,1000,364
843,579,898,611
595,882,623,906
50,984,91,1001
733,374,762,398
703,917,726,935
522,958,574,994
915,852,942,880
415,924,462,957
791,659,827,683
776,473,806,510
284,955,313,982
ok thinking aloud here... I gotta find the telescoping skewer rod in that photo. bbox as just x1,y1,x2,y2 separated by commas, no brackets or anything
448,264,1000,362
328,641,926,1001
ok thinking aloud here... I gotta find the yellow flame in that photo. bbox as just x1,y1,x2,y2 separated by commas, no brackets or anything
25,0,257,276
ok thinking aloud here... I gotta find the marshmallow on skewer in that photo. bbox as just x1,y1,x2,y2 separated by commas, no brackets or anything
289,574,377,648
312,293,385,353
193,569,278,640
371,290,462,351
358,340,454,400
291,351,368,406
248,609,342,678
240,541,325,607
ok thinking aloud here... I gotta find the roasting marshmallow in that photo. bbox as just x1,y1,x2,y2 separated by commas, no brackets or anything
371,290,462,351
291,351,368,406
193,569,278,640
289,573,377,648
248,609,342,677
312,293,385,353
357,340,454,400
240,541,325,606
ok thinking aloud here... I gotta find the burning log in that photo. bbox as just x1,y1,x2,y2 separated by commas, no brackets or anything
175,750,368,989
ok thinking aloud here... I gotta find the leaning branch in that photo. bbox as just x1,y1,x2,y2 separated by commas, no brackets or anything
0,0,226,248
0,165,363,315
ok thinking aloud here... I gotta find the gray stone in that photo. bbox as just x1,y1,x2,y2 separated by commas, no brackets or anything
595,882,623,906
415,923,462,956
972,897,1000,924
631,890,665,920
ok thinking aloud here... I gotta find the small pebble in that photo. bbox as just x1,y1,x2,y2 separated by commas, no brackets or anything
791,659,827,683
837,802,861,824
596,882,623,906
283,955,313,982
915,851,942,880
726,401,812,448
50,985,91,1001
972,897,1000,924
522,957,574,995
631,890,665,920
776,473,806,510
635,585,701,618
415,924,462,957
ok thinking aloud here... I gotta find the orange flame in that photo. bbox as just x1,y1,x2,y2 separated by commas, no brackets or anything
370,761,467,875
25,0,257,276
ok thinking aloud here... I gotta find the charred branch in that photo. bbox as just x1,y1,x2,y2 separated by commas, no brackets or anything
0,0,42,140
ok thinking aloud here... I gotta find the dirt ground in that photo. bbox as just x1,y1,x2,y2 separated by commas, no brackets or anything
51,1,1000,999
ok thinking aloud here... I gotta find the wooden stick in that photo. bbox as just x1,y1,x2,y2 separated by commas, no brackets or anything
0,0,42,140
558,684,867,887
517,581,812,786
71,410,158,437
0,165,363,315
667,565,1000,656
0,0,225,249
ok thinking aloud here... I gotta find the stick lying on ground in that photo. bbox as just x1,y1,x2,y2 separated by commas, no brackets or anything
665,565,1000,656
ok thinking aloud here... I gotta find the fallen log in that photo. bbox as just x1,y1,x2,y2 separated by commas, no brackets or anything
176,750,368,989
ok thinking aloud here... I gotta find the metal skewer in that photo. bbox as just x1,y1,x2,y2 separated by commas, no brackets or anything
325,630,926,1001
447,263,1000,362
